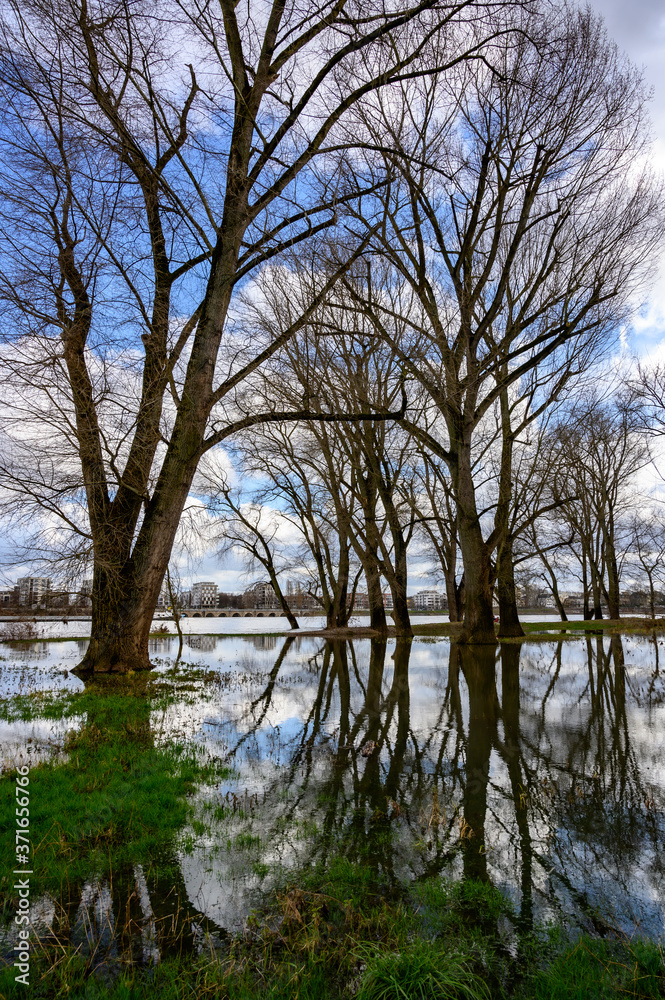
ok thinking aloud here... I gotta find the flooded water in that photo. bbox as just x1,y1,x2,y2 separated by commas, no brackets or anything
0,611,583,640
1,631,664,966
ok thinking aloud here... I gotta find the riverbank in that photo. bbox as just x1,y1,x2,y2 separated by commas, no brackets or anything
4,615,665,645
2,863,664,998
294,617,665,641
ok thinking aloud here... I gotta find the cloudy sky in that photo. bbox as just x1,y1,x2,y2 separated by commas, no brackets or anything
5,1,665,598
591,0,665,353
188,2,665,597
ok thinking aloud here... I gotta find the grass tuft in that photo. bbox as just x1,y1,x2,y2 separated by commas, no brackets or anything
356,942,491,1000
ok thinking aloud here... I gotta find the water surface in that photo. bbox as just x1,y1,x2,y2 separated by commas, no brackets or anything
1,632,663,964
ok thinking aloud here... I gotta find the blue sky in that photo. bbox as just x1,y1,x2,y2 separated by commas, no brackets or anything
591,0,665,357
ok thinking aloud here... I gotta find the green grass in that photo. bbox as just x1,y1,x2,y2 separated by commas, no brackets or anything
0,858,663,999
0,675,230,906
356,941,491,1000
522,934,665,999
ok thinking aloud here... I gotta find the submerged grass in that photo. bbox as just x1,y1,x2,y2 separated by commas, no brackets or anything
0,674,230,908
1,860,663,998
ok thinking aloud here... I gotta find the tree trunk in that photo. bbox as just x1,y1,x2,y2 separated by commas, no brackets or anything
648,570,656,619
266,569,299,630
330,541,351,628
550,580,568,622
495,384,524,638
496,537,524,638
385,533,412,637
582,556,592,620
604,528,621,621
364,559,388,632
77,562,164,674
453,436,496,645
457,522,496,644
444,567,463,621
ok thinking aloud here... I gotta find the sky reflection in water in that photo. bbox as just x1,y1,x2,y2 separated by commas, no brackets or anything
1,632,664,946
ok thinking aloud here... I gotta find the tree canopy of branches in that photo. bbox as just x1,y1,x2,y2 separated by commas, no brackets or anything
0,0,509,671
339,7,663,641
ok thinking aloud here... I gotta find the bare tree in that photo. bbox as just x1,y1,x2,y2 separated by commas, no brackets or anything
340,8,664,641
538,391,651,620
0,0,505,671
208,480,300,630
628,510,665,619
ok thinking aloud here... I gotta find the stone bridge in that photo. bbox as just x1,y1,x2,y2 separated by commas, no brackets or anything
180,608,288,618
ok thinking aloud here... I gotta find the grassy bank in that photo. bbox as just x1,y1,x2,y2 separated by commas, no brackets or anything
1,862,663,998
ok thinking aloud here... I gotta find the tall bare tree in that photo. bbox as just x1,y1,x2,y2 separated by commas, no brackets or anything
544,392,651,620
340,8,663,641
0,0,507,671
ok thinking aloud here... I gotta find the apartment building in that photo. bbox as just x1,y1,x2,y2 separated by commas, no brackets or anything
412,589,445,611
190,581,218,607
17,577,52,607
243,582,280,608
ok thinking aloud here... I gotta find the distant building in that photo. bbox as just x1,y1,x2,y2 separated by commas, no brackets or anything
244,582,279,609
412,589,445,611
382,590,394,610
285,580,318,609
191,581,218,607
0,588,17,607
75,578,93,608
352,591,369,610
18,577,51,607
535,591,555,608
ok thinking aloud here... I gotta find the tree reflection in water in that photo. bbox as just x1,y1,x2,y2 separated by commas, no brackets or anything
44,674,219,972
205,634,664,938
29,633,662,959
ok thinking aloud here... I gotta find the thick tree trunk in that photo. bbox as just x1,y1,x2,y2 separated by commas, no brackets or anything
457,523,496,644
364,559,388,632
331,542,351,628
582,557,592,620
495,385,524,638
496,538,524,638
453,435,496,645
77,562,164,674
604,530,621,620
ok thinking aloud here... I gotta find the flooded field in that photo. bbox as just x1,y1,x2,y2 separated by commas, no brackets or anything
1,632,664,987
